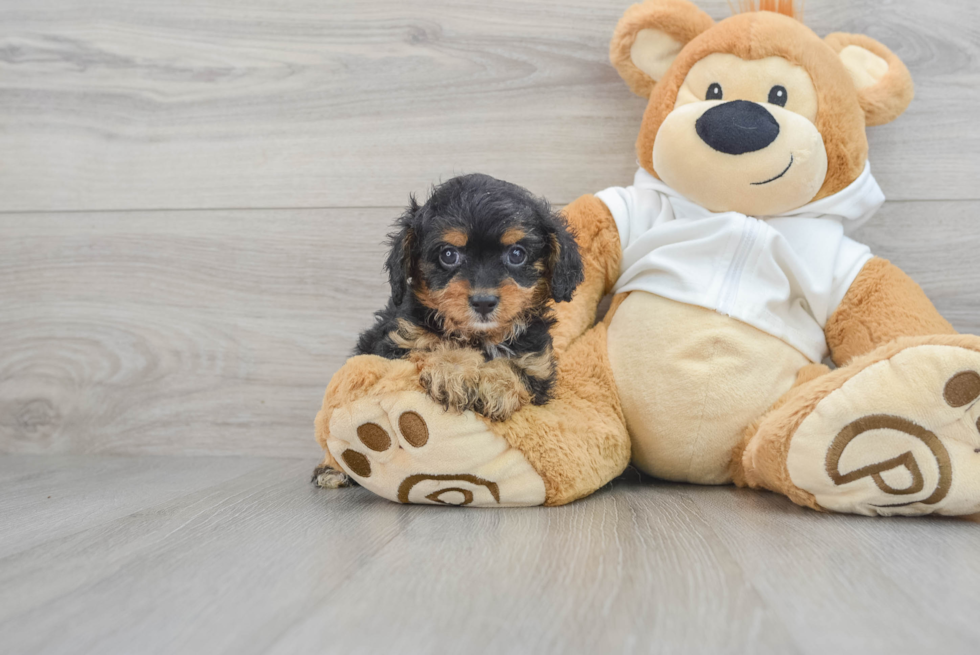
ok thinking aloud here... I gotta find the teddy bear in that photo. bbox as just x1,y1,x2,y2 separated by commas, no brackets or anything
313,0,980,516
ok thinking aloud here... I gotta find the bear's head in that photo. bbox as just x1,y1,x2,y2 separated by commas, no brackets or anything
611,0,914,215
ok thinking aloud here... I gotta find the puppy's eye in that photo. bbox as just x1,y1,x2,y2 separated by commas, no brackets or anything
506,246,527,266
706,83,723,101
439,247,460,268
768,85,788,107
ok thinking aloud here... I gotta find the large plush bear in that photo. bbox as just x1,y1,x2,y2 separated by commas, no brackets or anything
314,0,980,516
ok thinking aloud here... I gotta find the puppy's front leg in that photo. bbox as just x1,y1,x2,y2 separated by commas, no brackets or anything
413,346,485,414
414,347,545,422
473,360,531,422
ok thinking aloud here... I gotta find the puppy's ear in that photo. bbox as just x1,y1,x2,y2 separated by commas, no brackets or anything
544,210,584,303
385,195,421,306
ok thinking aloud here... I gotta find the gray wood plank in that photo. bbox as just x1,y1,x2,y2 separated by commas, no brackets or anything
267,476,800,655
2,201,978,458
0,456,404,655
0,209,392,458
0,0,976,213
0,454,271,559
0,455,795,655
2,456,977,655
684,485,980,654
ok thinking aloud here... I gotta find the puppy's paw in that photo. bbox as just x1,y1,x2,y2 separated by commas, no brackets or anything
415,346,484,413
473,359,530,422
311,464,353,489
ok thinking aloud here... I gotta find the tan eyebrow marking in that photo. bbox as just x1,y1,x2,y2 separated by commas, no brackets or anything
501,228,526,246
442,229,468,247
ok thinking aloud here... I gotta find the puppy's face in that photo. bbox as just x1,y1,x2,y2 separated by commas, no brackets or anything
419,218,544,334
387,174,583,337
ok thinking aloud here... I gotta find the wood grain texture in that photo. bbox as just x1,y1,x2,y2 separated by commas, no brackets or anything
685,485,980,655
0,456,977,655
0,454,270,559
2,201,978,458
0,209,393,458
0,0,977,212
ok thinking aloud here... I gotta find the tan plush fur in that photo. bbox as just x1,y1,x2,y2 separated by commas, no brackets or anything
825,257,956,367
602,292,631,327
315,356,423,452
824,33,915,127
738,335,980,511
611,0,715,97
729,365,828,489
487,323,632,506
609,293,809,484
489,196,631,505
314,355,423,473
549,194,623,353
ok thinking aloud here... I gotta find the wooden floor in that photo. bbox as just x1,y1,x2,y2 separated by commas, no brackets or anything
2,0,980,653
0,455,977,655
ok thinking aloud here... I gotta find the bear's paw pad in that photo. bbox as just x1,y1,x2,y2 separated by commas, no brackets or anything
788,344,980,516
326,391,546,507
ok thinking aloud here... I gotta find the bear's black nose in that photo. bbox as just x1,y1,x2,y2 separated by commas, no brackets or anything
695,100,780,155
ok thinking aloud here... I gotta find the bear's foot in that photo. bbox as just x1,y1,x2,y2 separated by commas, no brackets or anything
746,337,980,516
325,390,547,507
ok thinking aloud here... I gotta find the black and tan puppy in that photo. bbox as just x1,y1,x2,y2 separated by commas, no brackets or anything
356,174,584,421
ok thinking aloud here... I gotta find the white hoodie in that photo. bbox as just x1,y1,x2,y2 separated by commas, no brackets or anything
595,163,884,362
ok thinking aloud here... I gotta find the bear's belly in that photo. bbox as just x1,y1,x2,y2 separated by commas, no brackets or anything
607,292,810,484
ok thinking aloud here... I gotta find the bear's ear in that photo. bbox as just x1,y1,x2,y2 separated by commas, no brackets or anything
610,0,715,98
825,32,914,126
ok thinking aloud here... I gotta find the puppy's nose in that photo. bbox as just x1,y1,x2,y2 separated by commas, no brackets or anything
696,100,780,155
469,294,499,317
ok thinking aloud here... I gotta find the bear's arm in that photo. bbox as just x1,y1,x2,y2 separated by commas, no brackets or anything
551,194,623,351
825,257,956,366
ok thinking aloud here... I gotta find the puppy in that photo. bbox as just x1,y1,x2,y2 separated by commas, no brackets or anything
356,173,584,421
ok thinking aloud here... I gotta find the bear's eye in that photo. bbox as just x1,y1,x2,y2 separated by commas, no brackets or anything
768,85,788,107
706,83,723,101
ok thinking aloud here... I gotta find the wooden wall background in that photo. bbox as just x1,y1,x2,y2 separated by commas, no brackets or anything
1,0,978,460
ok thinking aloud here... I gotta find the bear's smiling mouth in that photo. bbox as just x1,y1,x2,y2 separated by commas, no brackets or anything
751,154,794,186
